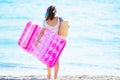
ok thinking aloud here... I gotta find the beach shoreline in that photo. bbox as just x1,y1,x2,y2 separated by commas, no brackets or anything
0,69,120,80
0,74,120,80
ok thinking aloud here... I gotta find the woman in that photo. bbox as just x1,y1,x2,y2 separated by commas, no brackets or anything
43,5,63,80
36,5,63,80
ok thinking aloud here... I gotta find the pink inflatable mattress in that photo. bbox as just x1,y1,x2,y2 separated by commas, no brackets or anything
18,21,66,67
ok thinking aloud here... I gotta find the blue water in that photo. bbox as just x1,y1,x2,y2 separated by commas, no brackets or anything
0,0,120,75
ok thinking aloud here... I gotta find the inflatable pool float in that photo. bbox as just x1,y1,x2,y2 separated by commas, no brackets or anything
18,21,66,67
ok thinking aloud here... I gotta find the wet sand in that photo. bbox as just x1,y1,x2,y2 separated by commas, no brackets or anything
0,75,120,80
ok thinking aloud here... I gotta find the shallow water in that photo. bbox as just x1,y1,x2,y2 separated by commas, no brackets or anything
0,0,120,75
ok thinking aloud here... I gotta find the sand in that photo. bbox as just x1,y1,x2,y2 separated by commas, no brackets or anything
0,75,120,80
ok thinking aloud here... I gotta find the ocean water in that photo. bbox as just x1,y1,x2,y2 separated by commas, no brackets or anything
0,0,120,76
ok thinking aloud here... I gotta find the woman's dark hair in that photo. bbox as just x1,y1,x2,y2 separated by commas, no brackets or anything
45,5,56,20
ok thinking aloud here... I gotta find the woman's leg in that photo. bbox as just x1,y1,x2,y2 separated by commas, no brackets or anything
47,66,51,79
54,60,59,80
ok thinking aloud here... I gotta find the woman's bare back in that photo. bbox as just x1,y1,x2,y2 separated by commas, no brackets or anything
46,17,58,27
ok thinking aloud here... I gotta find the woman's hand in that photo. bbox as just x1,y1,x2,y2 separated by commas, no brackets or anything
34,28,46,47
34,40,39,47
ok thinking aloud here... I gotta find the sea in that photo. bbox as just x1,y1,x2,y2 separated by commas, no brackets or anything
0,0,120,76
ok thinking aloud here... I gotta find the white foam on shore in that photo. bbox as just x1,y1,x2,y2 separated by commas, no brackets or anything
0,67,120,76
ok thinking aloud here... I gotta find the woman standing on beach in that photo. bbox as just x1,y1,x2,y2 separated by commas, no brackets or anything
38,5,63,80
43,5,63,80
